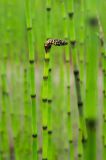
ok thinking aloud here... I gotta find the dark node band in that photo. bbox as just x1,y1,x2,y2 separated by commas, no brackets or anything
48,130,52,134
49,68,52,72
67,85,70,89
66,59,70,63
31,94,36,98
42,98,47,102
44,57,50,62
43,126,47,130
69,140,73,143
78,101,83,107
27,27,32,31
103,113,105,119
2,91,9,96
101,52,104,56
29,60,34,64
48,99,52,103
74,70,79,76
68,12,74,18
46,7,51,11
67,112,71,116
32,134,37,138
102,69,105,74
43,76,48,80
70,40,76,47
78,153,82,158
103,90,105,95
82,137,87,143
86,119,97,129
42,158,48,160
100,38,104,46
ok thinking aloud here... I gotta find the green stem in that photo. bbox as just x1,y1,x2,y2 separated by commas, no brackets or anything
67,0,86,157
42,52,49,160
25,0,38,159
62,1,74,159
85,1,99,160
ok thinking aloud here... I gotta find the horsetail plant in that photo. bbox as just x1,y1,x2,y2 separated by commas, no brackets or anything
98,16,106,160
67,0,87,158
0,1,105,160
41,1,52,159
43,38,68,160
42,47,49,160
45,1,53,160
61,1,74,159
1,1,12,158
78,0,86,109
25,0,38,159
85,1,99,159
23,68,31,159
78,1,88,159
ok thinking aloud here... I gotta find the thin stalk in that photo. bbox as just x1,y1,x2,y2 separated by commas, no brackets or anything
42,51,49,160
79,0,86,114
46,1,53,160
98,17,106,160
23,68,32,159
48,66,53,160
1,1,11,158
101,43,106,160
41,0,52,159
78,1,88,159
25,0,38,159
6,2,16,159
62,1,74,159
67,0,86,158
85,1,99,160
43,38,68,160
10,1,23,159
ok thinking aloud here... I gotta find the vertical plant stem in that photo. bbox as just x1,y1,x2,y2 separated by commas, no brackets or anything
85,1,99,160
42,51,49,160
67,0,86,158
45,1,53,160
48,63,53,160
98,16,106,160
1,1,11,158
62,1,74,159
25,0,38,159
78,1,88,159
23,68,32,159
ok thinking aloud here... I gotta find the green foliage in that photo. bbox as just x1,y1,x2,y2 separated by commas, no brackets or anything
0,0,105,160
